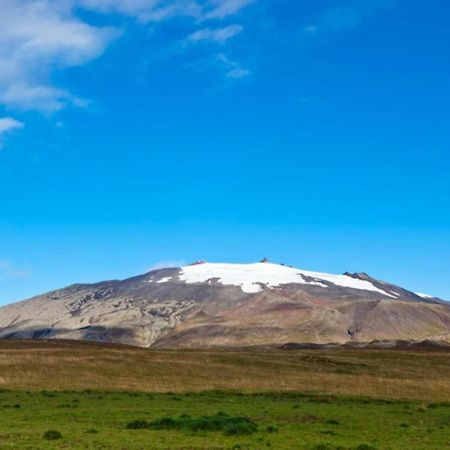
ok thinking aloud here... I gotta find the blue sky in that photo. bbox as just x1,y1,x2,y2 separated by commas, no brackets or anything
0,0,449,304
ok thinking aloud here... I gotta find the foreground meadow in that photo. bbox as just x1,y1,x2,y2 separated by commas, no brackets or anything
0,390,449,449
0,340,449,449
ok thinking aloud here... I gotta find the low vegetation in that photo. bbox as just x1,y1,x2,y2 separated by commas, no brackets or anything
42,430,63,441
0,340,449,401
0,390,448,449
126,413,258,435
0,341,448,448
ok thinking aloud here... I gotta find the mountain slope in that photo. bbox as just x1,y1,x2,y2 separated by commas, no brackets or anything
0,261,448,348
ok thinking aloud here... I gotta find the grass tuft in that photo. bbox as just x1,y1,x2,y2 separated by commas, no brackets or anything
126,413,258,436
43,430,62,440
325,419,341,425
125,420,152,430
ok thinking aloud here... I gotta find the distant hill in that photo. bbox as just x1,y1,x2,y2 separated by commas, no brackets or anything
0,261,448,347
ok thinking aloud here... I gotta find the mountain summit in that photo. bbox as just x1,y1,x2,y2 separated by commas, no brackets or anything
0,261,448,347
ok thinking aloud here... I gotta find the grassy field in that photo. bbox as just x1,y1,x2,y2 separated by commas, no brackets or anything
0,390,449,449
0,340,449,449
0,340,449,400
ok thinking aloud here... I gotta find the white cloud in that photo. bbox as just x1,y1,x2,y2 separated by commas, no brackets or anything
226,67,251,78
0,84,90,114
75,0,203,22
149,260,187,270
0,0,118,113
76,0,254,22
187,25,243,44
203,0,254,20
0,0,254,117
0,117,24,136
216,53,250,79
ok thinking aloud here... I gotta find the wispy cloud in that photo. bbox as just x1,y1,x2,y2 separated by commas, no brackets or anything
75,0,203,22
0,117,24,135
216,53,251,79
187,25,243,44
148,260,187,270
0,0,118,114
202,0,255,20
0,0,255,119
0,117,24,145
76,0,254,21
0,260,31,279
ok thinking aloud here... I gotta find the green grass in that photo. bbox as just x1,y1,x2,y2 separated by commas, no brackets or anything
126,413,258,435
0,390,449,449
0,341,449,448
42,430,63,441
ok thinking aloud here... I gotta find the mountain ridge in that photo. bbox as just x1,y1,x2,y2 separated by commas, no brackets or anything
0,261,448,348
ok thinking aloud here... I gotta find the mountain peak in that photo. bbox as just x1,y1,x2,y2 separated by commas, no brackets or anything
0,259,448,348
188,260,207,266
177,261,397,296
343,272,374,282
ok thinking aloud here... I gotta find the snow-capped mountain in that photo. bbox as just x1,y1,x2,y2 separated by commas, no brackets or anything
178,262,395,295
0,260,448,348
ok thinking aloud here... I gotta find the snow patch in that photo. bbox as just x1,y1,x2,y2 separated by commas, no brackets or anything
179,262,396,297
157,277,172,283
416,292,433,299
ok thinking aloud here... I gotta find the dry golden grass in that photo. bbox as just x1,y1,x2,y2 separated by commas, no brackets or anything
0,340,449,401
